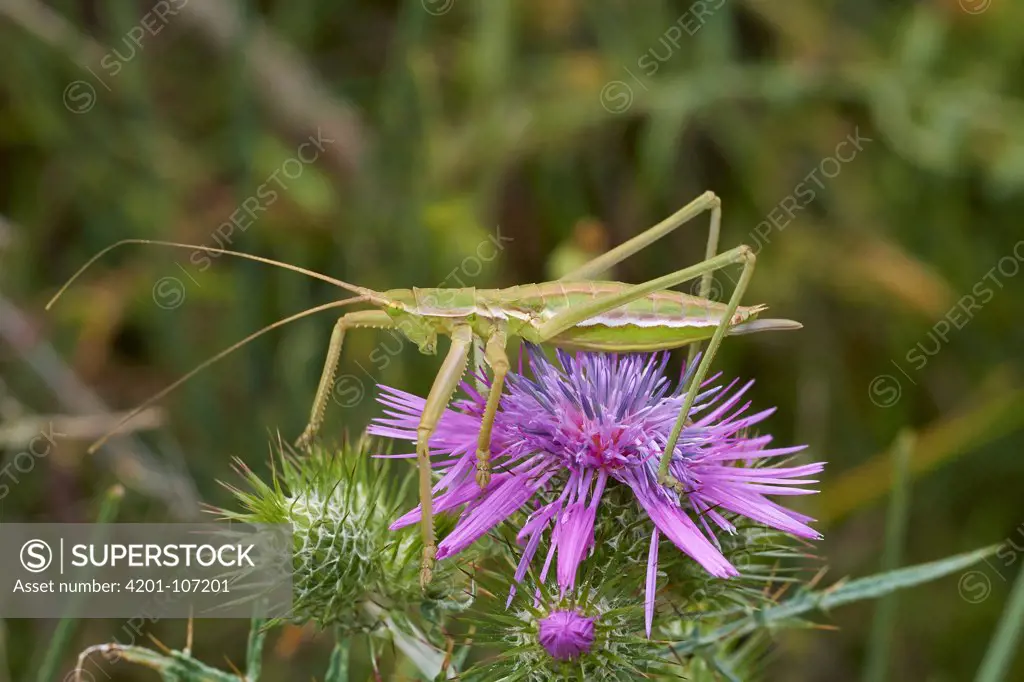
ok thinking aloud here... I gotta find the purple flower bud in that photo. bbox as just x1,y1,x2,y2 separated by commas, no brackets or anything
538,609,596,661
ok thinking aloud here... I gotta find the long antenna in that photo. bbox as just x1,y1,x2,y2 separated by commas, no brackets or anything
86,296,369,454
46,239,381,310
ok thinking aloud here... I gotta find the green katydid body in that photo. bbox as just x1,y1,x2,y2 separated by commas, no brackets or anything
380,282,773,353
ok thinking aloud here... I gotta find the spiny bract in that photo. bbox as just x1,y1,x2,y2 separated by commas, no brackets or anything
218,437,472,631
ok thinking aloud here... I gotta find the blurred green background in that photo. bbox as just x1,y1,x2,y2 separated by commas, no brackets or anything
1,0,1023,679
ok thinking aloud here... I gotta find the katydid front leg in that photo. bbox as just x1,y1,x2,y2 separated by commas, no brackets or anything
295,310,394,448
474,328,509,488
417,325,474,587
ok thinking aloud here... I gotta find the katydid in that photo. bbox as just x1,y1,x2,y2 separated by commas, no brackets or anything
46,191,800,587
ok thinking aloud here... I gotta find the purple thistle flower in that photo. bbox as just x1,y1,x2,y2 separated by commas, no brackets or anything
368,345,824,636
537,609,596,661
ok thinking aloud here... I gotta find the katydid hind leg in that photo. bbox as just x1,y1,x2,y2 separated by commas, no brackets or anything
416,325,474,587
557,191,721,283
657,248,757,492
555,191,723,365
688,194,722,367
295,310,394,448
474,328,509,488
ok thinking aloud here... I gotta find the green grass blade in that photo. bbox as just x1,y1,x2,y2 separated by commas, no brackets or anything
863,430,915,682
974,565,1024,682
36,484,124,682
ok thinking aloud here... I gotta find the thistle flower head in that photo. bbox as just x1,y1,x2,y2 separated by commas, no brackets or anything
370,345,824,634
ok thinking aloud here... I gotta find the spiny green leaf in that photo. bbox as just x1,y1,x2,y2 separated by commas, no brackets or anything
674,544,999,656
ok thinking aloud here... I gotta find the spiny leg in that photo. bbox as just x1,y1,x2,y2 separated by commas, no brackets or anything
417,325,474,587
559,191,721,278
556,191,723,366
687,196,722,368
295,310,394,448
474,327,509,488
658,248,756,492
472,336,487,395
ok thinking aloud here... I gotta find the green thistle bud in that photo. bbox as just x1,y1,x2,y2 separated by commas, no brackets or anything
461,551,684,681
218,436,472,632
